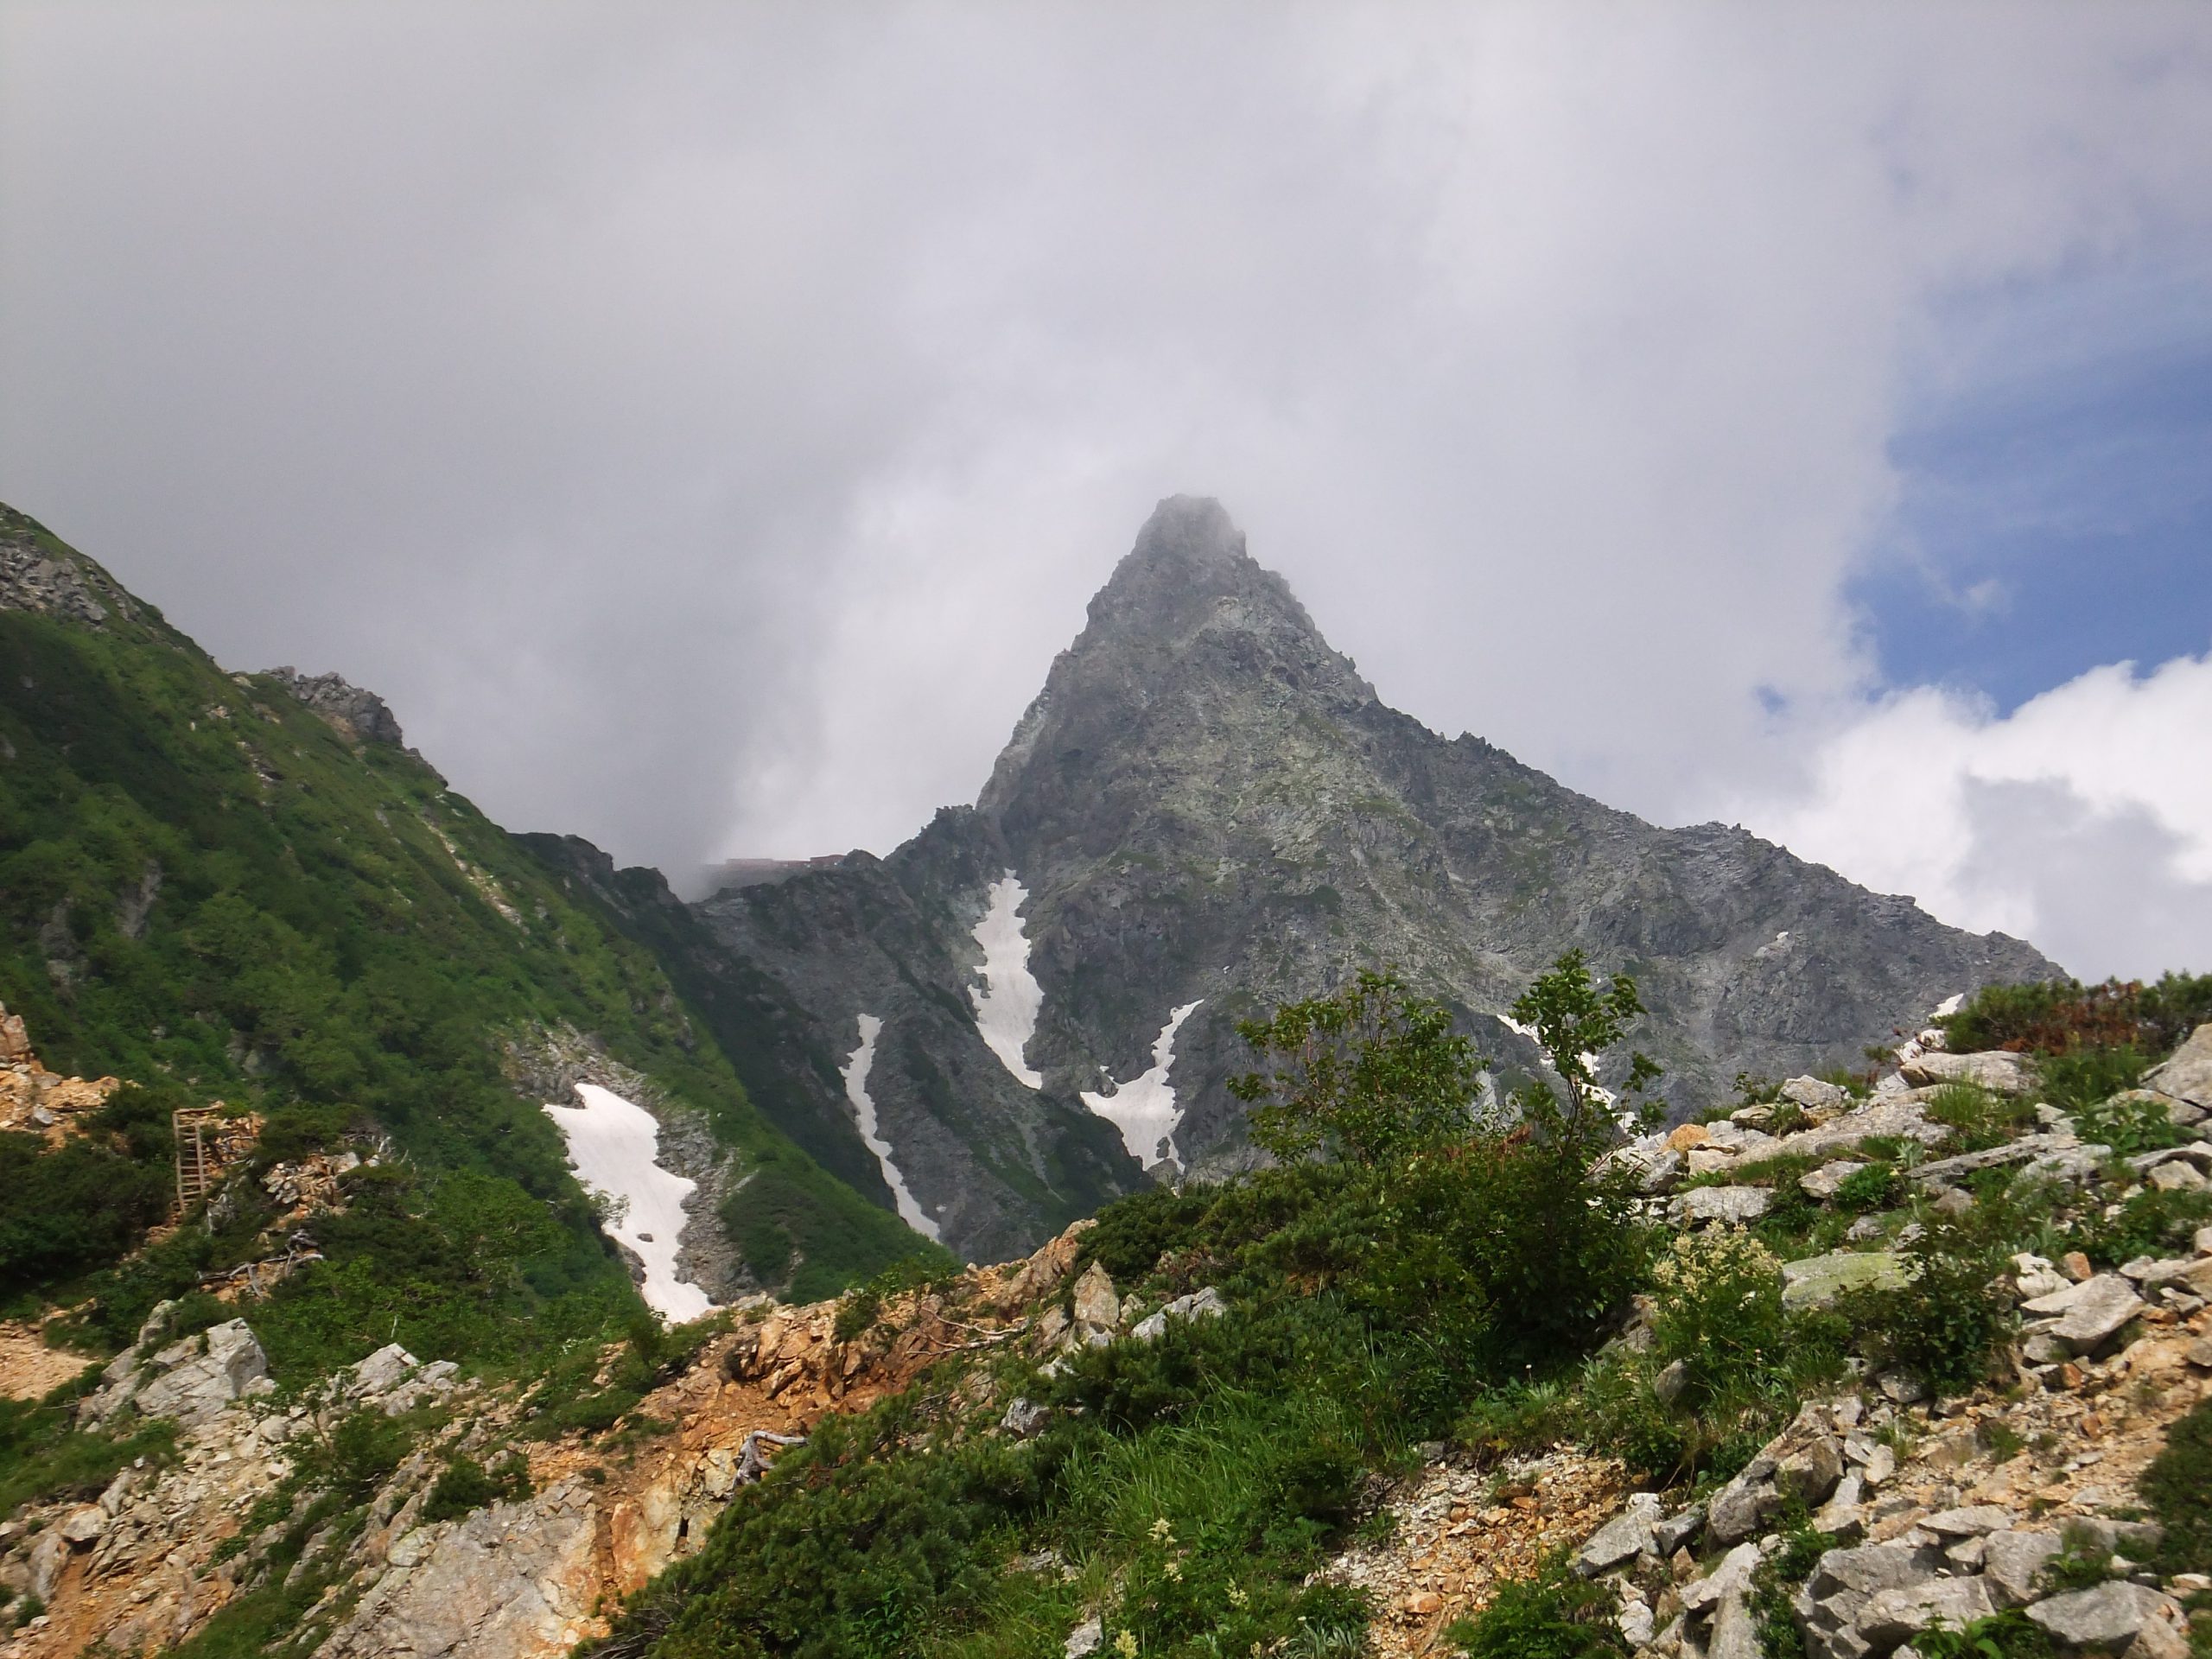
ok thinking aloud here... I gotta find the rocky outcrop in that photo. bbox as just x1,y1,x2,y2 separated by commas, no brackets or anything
0,506,138,628
0,1001,119,1144
262,667,408,748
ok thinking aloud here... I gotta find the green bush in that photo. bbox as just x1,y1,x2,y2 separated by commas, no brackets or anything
1080,1185,1217,1283
2076,1185,2212,1268
1446,1555,1625,1659
419,1451,532,1524
2142,1395,2212,1574
1649,1226,1787,1404
1833,1164,1901,1214
2073,1083,2180,1157
1915,1609,2054,1659
297,1409,410,1503
1842,1218,2012,1396
1924,1084,2036,1154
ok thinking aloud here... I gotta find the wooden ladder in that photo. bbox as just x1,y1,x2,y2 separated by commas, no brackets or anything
174,1109,221,1209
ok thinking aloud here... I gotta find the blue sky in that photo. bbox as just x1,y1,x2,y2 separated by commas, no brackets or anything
1858,257,2212,714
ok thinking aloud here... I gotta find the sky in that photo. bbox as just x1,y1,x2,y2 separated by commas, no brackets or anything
3,3,2209,983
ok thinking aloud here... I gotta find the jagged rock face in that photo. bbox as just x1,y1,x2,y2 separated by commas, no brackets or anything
675,496,2057,1249
0,505,140,627
690,812,1135,1263
969,495,2056,1159
262,666,408,748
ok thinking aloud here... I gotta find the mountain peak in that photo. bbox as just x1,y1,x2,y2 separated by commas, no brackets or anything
1128,494,1245,571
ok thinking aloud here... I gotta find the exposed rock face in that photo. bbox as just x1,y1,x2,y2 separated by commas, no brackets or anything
263,666,408,748
0,505,139,627
660,498,2056,1255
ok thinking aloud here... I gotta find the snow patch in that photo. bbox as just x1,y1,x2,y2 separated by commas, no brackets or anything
969,873,1044,1089
543,1084,714,1324
843,1014,942,1242
1497,1014,1622,1122
1933,992,1965,1019
1084,1001,1203,1171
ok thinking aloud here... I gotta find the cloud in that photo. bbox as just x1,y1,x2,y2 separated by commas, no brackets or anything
3,2,2211,974
1732,651,2212,979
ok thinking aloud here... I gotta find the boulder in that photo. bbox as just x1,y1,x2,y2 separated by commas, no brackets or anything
1710,1589,1763,1659
1065,1618,1103,1658
2025,1582,2178,1649
2126,1604,2194,1659
1653,1503,1706,1556
1673,1185,1773,1226
1775,1101,1951,1161
1782,1077,1853,1116
1858,1579,1994,1647
2012,1254,2070,1300
2145,1024,2212,1111
1783,1251,1907,1310
1578,1491,1663,1576
1778,1437,1846,1508
1807,1542,1948,1603
131,1319,270,1426
2043,1275,2146,1354
1130,1286,1225,1342
1707,1471,1777,1545
1681,1541,1763,1614
1071,1263,1120,1334
1801,1161,1868,1201
1900,1051,2037,1094
1921,1505,2013,1538
1983,1531,2063,1608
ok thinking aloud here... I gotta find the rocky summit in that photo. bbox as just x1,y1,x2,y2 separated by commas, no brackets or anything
665,497,2056,1259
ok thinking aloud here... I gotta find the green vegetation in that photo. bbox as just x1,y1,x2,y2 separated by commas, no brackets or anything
1446,1554,1624,1658
0,1374,174,1518
419,1450,533,1523
600,957,1656,1658
2143,1395,2212,1575
0,513,937,1388
1941,974,2212,1058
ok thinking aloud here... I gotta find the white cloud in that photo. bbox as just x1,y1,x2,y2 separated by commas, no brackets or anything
1732,651,2212,979
3,2,2211,982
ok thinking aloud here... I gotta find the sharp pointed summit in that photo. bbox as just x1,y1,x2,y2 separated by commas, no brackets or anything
677,498,2058,1260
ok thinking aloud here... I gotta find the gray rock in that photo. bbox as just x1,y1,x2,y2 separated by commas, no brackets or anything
1782,1077,1854,1115
1708,1474,1777,1546
1877,1370,1928,1405
1709,1588,1763,1659
2126,1605,2193,1659
1775,1101,1953,1163
1065,1616,1104,1659
1071,1263,1120,1333
1783,1251,1907,1310
1922,1505,2015,1538
2045,1275,2146,1354
1653,1357,1691,1407
1579,1491,1664,1576
1808,1542,1948,1602
1618,1599,1657,1648
1001,1397,1049,1437
1683,1541,1764,1613
2152,1161,2207,1192
1654,1503,1707,1556
314,1479,601,1659
131,1319,269,1426
2145,1024,2212,1111
1674,1185,1774,1226
1802,1160,1869,1200
1814,1473,1867,1538
56,1504,106,1545
1900,1051,2037,1093
1857,1578,1995,1646
1130,1286,1226,1342
1779,1438,1847,1507
2024,1582,2178,1649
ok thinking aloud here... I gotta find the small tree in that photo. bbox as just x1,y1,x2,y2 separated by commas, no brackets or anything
1228,970,1488,1164
1508,949,1662,1156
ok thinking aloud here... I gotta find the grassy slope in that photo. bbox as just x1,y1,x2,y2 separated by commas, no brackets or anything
0,505,931,1375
